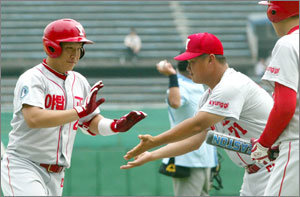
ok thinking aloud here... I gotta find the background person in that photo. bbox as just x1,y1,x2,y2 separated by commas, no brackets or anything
156,58,218,196
120,27,142,64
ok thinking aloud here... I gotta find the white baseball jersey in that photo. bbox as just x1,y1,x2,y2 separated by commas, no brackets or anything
262,28,299,144
261,27,299,197
198,68,274,167
5,59,99,168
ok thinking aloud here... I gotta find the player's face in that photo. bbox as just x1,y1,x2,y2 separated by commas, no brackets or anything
54,42,83,73
187,55,211,84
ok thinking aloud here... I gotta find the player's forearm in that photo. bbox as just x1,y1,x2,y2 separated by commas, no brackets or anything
153,112,224,147
153,117,204,147
87,114,103,135
23,106,79,128
168,87,181,108
151,131,207,160
258,82,297,147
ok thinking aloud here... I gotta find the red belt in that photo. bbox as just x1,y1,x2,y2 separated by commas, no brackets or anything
40,164,64,173
246,163,261,174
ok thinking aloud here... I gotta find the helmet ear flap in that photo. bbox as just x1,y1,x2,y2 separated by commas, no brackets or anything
79,47,85,59
43,38,62,58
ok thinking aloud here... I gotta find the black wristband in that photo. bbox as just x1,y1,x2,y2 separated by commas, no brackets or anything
169,74,179,88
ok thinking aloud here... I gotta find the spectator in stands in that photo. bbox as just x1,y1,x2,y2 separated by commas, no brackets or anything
120,27,142,64
156,58,218,196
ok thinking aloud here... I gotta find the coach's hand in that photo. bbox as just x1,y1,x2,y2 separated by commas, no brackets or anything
250,138,270,164
124,134,158,160
74,81,105,118
111,111,147,132
120,151,153,169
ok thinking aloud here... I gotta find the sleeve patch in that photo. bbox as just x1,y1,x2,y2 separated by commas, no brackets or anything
20,86,29,99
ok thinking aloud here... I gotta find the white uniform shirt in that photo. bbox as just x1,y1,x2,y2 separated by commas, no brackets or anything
262,28,299,144
163,73,217,168
6,60,99,168
199,68,274,167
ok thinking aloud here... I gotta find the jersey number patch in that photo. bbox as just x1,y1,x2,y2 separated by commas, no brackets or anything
223,120,248,138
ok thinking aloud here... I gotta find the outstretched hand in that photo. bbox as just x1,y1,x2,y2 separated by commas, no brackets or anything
112,111,147,133
120,151,152,169
123,134,158,160
74,81,105,119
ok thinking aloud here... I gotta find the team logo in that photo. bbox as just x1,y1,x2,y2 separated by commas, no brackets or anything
185,38,191,50
209,100,229,109
266,66,280,74
20,86,29,99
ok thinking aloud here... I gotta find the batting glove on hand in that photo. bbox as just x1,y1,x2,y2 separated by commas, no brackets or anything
250,138,270,165
74,81,105,119
111,111,147,132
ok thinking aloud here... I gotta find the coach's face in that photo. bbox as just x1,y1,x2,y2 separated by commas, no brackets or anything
54,42,83,73
187,54,212,84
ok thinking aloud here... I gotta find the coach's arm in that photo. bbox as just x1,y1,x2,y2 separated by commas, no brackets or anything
124,111,224,160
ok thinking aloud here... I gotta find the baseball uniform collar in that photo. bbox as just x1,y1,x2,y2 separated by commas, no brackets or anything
42,59,68,80
287,25,299,35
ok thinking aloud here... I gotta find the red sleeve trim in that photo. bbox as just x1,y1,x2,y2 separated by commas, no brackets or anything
258,82,297,147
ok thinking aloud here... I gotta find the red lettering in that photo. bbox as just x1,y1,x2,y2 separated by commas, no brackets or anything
51,95,56,110
60,178,64,188
45,94,52,108
266,163,275,172
224,103,229,109
228,126,240,138
222,120,230,126
227,122,248,138
266,67,280,74
233,122,247,135
55,95,65,110
73,120,79,131
74,96,83,106
45,94,65,110
209,100,229,109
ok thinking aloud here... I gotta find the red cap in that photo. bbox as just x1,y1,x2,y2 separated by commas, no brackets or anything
174,33,223,61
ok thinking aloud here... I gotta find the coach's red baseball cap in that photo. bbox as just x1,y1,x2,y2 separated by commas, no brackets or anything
174,32,224,61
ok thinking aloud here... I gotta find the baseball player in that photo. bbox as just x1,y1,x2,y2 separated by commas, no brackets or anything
156,58,217,196
121,33,276,196
251,1,299,196
1,18,146,196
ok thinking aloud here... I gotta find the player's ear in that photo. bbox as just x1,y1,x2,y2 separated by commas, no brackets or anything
208,54,215,64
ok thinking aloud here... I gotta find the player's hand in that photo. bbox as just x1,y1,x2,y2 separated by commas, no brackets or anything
74,81,105,118
156,60,176,76
124,134,158,160
120,151,152,169
250,138,270,164
111,111,147,133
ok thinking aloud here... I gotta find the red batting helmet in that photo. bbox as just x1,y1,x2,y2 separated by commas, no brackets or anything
43,18,93,58
259,1,299,23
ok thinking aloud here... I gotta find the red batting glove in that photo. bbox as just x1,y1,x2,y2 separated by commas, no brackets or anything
110,111,147,132
74,81,105,119
250,138,270,165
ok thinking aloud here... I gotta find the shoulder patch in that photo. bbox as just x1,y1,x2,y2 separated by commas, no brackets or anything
20,86,29,99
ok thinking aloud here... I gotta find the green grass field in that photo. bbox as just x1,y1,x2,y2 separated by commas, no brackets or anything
1,109,244,196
